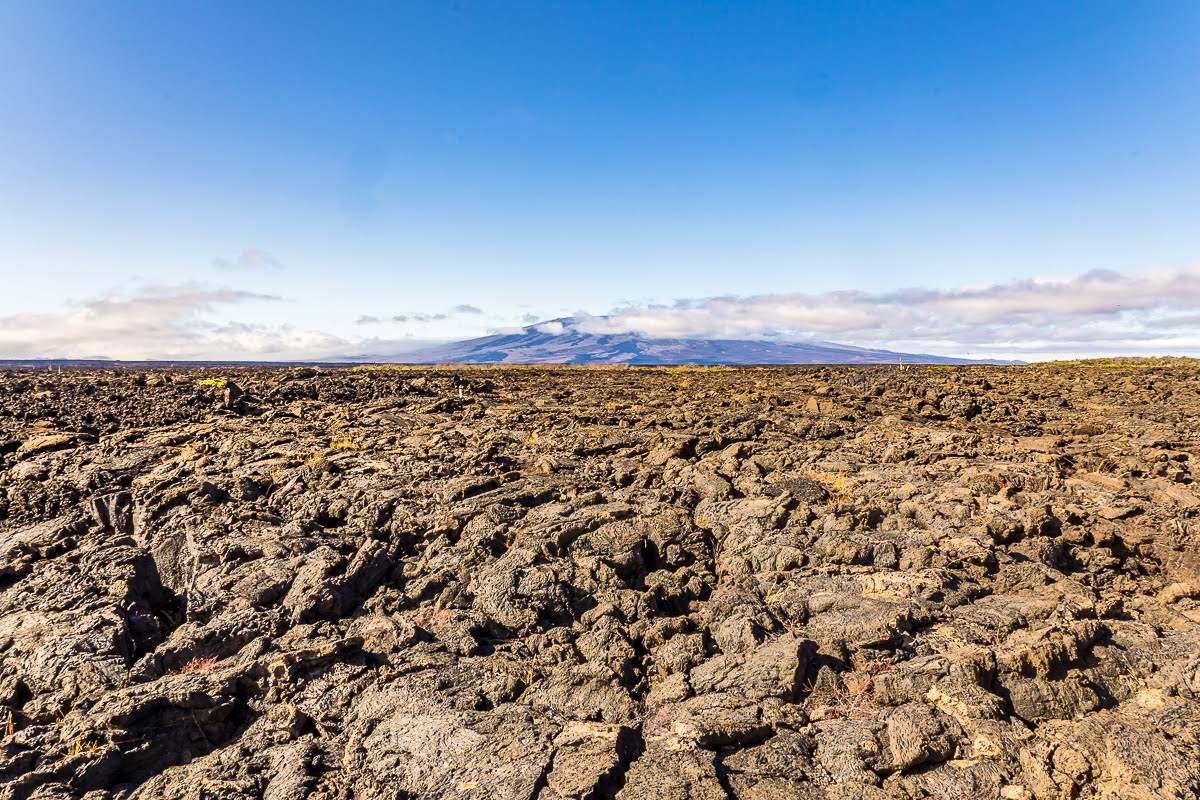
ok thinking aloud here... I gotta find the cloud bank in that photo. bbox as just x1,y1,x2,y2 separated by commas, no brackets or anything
0,285,277,359
2,268,1196,361
0,285,435,361
573,268,1200,357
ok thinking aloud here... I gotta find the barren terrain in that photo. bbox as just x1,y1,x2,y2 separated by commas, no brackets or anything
2,363,1199,799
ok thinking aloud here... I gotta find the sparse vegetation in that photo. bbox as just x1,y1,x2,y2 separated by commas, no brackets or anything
1043,356,1200,369
804,664,892,720
353,364,422,372
168,656,220,675
808,469,853,502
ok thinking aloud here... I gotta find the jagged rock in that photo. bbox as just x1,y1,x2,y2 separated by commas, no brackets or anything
616,743,726,800
878,702,959,771
1,363,1199,797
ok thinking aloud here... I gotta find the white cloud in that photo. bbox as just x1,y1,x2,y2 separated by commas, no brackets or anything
0,284,440,361
359,305,485,324
0,285,275,359
213,249,284,271
570,268,1200,358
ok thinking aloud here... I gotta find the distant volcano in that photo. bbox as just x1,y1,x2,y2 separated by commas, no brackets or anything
400,318,1007,365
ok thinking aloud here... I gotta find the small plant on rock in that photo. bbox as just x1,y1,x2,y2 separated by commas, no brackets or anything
168,656,219,675
160,608,183,631
804,664,892,720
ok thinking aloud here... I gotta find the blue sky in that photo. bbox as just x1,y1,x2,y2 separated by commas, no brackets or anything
2,1,1198,359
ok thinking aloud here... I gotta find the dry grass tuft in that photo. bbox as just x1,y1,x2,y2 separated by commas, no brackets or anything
168,656,220,675
804,664,892,720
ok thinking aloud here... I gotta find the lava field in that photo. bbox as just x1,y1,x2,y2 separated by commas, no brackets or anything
1,363,1199,799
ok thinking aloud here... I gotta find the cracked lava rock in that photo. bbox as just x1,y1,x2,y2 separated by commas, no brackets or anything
1,364,1199,799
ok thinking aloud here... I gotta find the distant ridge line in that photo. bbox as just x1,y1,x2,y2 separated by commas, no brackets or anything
1,317,1023,366
394,317,1016,366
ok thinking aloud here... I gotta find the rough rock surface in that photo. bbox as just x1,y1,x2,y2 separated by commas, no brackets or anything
1,363,1199,799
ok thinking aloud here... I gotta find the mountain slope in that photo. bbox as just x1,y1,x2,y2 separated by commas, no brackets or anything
403,319,1005,365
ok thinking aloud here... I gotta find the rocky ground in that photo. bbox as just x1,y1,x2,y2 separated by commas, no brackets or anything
1,363,1199,799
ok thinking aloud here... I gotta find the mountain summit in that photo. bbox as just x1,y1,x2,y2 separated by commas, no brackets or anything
402,318,1003,365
